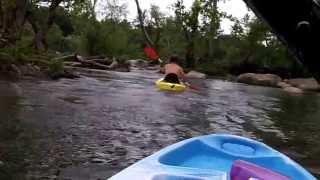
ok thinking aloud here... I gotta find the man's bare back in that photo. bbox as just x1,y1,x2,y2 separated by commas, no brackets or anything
164,63,185,80
161,55,186,84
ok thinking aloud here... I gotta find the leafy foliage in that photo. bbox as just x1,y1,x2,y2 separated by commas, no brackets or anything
0,0,308,78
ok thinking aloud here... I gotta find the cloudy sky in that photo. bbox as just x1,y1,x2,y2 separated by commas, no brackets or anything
98,0,251,34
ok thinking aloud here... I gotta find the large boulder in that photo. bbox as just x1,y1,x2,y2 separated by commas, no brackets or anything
237,73,282,87
286,78,320,91
186,70,207,79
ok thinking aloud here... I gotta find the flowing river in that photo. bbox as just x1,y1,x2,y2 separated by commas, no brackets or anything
0,69,319,179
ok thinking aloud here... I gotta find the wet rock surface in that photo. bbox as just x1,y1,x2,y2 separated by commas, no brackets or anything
283,86,304,94
127,59,150,69
1,63,45,79
277,82,292,89
237,73,282,87
0,70,319,179
286,78,320,92
186,70,207,79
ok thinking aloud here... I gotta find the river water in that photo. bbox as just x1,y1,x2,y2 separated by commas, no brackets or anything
0,70,319,179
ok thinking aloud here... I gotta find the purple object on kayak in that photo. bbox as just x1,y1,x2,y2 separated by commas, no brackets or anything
231,160,290,180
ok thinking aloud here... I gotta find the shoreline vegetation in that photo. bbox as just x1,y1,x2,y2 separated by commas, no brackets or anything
1,52,318,94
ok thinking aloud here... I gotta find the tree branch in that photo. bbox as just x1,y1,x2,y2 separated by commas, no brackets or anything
134,0,154,48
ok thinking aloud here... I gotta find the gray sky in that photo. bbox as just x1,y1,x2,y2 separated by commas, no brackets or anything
98,0,251,34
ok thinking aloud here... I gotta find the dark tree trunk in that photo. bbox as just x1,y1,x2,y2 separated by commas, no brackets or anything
0,0,28,47
27,13,46,50
0,1,3,31
34,29,47,51
27,0,62,51
15,0,27,30
0,1,4,47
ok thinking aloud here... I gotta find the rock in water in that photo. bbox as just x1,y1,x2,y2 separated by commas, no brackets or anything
237,73,282,87
10,64,22,77
127,59,149,68
186,71,207,79
283,86,304,94
287,78,320,92
277,82,291,88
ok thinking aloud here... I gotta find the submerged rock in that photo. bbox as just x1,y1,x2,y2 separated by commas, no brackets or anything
114,147,127,156
49,69,80,80
91,158,108,164
145,65,160,71
113,66,130,72
237,73,282,87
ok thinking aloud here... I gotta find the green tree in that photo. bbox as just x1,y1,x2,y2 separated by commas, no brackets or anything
174,0,202,68
26,0,65,51
134,0,154,48
200,0,223,59
148,5,165,49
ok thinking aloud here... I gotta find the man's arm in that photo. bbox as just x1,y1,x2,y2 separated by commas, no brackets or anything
179,68,187,81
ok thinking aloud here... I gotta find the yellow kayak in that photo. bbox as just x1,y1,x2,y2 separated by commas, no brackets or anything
155,78,186,92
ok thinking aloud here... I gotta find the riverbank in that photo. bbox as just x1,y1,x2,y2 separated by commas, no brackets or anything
0,53,132,80
0,52,77,80
1,53,319,96
0,62,80,80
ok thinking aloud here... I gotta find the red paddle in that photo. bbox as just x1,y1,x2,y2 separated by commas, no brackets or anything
144,46,162,63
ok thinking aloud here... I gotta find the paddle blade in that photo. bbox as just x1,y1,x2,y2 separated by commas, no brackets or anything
144,47,159,61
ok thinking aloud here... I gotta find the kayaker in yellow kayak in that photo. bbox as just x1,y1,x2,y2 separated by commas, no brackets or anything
161,55,186,84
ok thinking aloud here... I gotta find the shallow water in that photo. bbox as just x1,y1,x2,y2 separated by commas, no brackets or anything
0,70,319,179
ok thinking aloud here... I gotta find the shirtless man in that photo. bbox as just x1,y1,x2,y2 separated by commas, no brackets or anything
162,55,186,84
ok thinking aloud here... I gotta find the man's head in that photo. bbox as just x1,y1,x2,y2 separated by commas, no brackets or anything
169,55,179,64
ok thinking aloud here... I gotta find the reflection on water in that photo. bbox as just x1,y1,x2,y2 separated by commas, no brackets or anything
0,82,32,179
0,70,319,179
268,95,320,171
